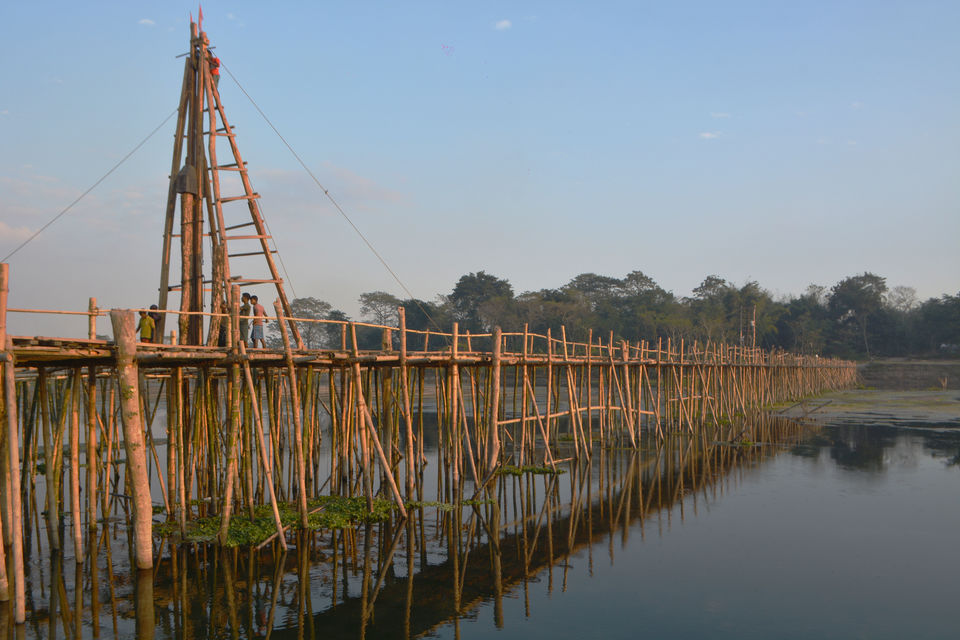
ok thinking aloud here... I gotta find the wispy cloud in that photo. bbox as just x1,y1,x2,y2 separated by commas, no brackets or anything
138,18,155,26
709,112,731,118
226,13,244,26
258,166,408,214
699,132,720,140
495,19,512,30
850,101,863,110
0,221,35,243
0,110,9,116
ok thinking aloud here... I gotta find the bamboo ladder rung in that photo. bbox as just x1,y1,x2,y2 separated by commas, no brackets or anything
219,194,260,203
228,250,278,258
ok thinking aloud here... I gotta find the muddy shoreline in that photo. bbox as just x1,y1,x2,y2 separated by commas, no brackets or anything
776,389,960,429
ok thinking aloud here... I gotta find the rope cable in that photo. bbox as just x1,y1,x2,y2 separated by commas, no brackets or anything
221,64,445,333
256,201,297,300
2,109,178,263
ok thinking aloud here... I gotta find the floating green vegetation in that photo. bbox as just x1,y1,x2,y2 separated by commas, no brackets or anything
153,496,398,547
406,498,496,512
407,500,456,512
305,495,394,530
463,498,495,507
497,465,565,477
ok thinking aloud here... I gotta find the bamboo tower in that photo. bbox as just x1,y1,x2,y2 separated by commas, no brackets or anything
156,15,301,346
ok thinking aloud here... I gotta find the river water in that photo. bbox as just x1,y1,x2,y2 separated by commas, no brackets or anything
17,415,960,639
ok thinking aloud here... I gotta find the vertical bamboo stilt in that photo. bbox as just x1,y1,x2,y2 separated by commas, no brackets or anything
2,339,25,621
485,327,502,477
398,308,416,500
87,367,98,532
274,300,308,529
70,367,83,560
110,310,153,569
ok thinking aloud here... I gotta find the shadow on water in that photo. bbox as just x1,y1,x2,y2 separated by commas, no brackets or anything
15,413,823,639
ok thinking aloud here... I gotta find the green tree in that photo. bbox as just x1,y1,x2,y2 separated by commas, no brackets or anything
267,297,339,349
359,291,401,326
828,272,888,358
449,272,514,332
564,273,623,309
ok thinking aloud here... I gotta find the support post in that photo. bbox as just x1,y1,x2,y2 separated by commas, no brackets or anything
88,297,97,340
110,310,153,569
0,264,25,622
274,300,308,528
485,327,502,476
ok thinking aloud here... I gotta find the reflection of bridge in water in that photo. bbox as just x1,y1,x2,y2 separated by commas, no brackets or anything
124,415,806,639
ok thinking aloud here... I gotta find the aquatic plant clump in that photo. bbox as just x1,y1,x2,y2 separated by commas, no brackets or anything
496,465,565,477
153,496,398,547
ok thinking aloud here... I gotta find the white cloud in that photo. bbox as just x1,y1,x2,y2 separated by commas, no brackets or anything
850,101,863,110
0,110,8,116
138,18,155,26
495,19,512,30
699,132,720,139
709,112,730,118
0,221,35,243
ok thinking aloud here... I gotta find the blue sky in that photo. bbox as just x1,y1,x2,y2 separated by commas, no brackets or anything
1,1,957,336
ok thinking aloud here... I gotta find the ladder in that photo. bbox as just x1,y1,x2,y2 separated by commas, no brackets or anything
201,59,302,346
158,22,302,348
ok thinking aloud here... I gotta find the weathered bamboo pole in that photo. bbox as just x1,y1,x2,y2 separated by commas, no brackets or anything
484,327,502,477
88,297,98,340
274,300,309,529
2,341,25,622
86,367,98,531
110,310,153,569
217,359,242,544
398,308,416,500
69,367,83,560
237,341,285,548
349,325,407,519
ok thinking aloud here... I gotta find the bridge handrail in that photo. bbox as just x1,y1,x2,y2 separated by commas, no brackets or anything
5,303,855,369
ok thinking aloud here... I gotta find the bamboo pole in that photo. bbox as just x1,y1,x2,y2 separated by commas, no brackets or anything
485,327,503,477
2,341,24,622
110,310,153,569
398,308,416,499
70,367,82,560
274,300,308,529
87,367,98,531
349,326,407,519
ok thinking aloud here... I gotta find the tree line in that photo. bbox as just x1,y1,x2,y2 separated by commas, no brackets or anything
269,270,960,360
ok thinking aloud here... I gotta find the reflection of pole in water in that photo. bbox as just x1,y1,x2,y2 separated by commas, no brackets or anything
135,568,155,640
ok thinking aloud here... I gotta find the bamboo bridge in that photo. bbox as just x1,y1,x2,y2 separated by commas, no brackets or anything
0,15,857,628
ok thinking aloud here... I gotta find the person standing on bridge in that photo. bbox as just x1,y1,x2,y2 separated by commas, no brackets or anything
136,310,155,343
239,292,251,346
250,295,267,348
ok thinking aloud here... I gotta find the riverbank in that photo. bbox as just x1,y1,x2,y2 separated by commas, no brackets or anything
776,389,960,428
857,359,960,390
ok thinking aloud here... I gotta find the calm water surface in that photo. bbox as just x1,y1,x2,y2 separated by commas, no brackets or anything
438,424,959,640
22,419,959,639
